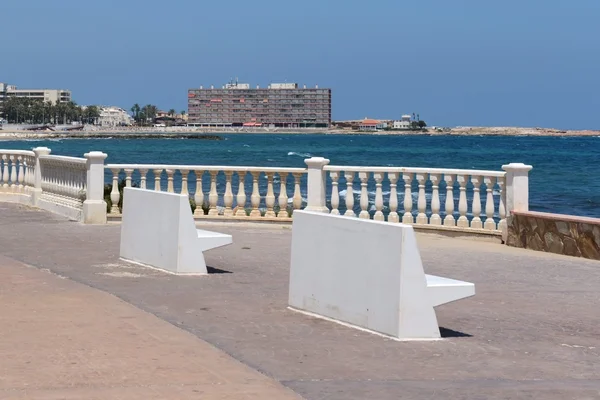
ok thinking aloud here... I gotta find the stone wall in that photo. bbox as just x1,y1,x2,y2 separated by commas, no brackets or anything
506,211,600,260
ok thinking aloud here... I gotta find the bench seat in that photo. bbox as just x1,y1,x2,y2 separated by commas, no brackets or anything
119,188,232,275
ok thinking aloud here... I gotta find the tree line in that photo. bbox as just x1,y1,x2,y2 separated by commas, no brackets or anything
0,97,100,125
130,104,186,125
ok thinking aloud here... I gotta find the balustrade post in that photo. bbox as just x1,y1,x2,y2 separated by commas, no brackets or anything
82,151,108,224
17,156,25,192
180,170,189,195
139,169,148,189
402,173,414,224
9,155,17,189
235,171,247,217
109,168,121,214
264,172,276,218
329,171,340,215
498,177,507,241
456,174,469,228
443,174,455,226
166,169,175,193
304,157,330,213
470,175,483,229
416,173,428,224
32,147,51,206
358,171,370,219
223,171,234,217
250,172,261,217
502,163,532,214
484,176,497,230
277,173,289,218
344,171,355,217
430,173,441,225
373,172,384,221
292,173,303,214
153,169,162,191
208,171,219,216
193,170,205,217
1,154,8,189
124,168,134,188
387,172,399,223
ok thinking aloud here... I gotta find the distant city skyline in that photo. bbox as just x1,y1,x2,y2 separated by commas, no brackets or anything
2,0,599,129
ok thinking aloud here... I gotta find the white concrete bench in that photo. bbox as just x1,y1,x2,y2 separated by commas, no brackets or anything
119,187,232,275
288,210,475,340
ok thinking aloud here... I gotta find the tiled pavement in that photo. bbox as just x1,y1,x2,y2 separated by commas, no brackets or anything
0,203,599,399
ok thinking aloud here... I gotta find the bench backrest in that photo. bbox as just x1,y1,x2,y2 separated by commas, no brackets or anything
289,210,439,339
120,187,198,271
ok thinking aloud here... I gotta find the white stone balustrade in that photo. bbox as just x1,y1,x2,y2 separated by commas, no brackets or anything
104,164,307,219
0,150,36,194
324,166,507,231
39,156,87,201
0,148,531,237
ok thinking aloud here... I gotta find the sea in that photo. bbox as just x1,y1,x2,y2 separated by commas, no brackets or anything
1,134,599,217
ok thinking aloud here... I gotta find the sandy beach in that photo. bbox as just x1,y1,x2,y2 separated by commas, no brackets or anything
0,125,598,140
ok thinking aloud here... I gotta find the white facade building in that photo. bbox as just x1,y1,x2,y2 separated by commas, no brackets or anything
393,114,412,129
0,82,71,104
95,106,134,127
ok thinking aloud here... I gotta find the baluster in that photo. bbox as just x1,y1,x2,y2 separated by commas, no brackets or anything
110,168,121,214
22,157,29,191
330,171,340,215
358,171,370,219
292,173,303,212
235,170,247,217
277,172,289,218
223,171,234,217
2,155,8,188
250,172,261,217
9,155,17,189
193,170,205,217
388,172,399,223
498,177,507,233
470,175,482,229
264,172,276,217
373,172,384,221
124,168,134,188
153,169,162,191
180,169,189,195
429,173,441,225
443,174,455,226
208,171,219,216
139,169,148,189
416,173,428,224
402,173,414,223
484,176,497,230
344,171,355,217
166,169,175,193
17,156,25,192
456,174,469,227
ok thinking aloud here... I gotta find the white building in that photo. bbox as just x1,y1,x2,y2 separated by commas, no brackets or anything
0,82,71,104
393,114,412,130
95,106,134,127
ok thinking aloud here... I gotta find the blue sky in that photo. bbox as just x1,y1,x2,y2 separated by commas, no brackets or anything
2,0,599,129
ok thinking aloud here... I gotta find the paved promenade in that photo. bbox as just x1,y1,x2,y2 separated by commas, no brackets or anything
0,203,599,399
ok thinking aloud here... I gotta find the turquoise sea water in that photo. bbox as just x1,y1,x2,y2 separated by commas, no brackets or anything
1,134,599,217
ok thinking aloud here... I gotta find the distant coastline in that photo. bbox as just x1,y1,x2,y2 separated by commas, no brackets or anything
0,125,598,140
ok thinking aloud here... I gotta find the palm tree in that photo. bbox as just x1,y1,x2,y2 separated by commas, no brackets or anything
168,108,176,117
131,104,140,123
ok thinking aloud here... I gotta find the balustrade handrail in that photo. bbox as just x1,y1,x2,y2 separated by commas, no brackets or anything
324,165,506,177
0,149,36,156
40,155,87,166
105,163,307,174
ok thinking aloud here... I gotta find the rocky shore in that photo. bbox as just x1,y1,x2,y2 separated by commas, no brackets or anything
0,125,598,140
